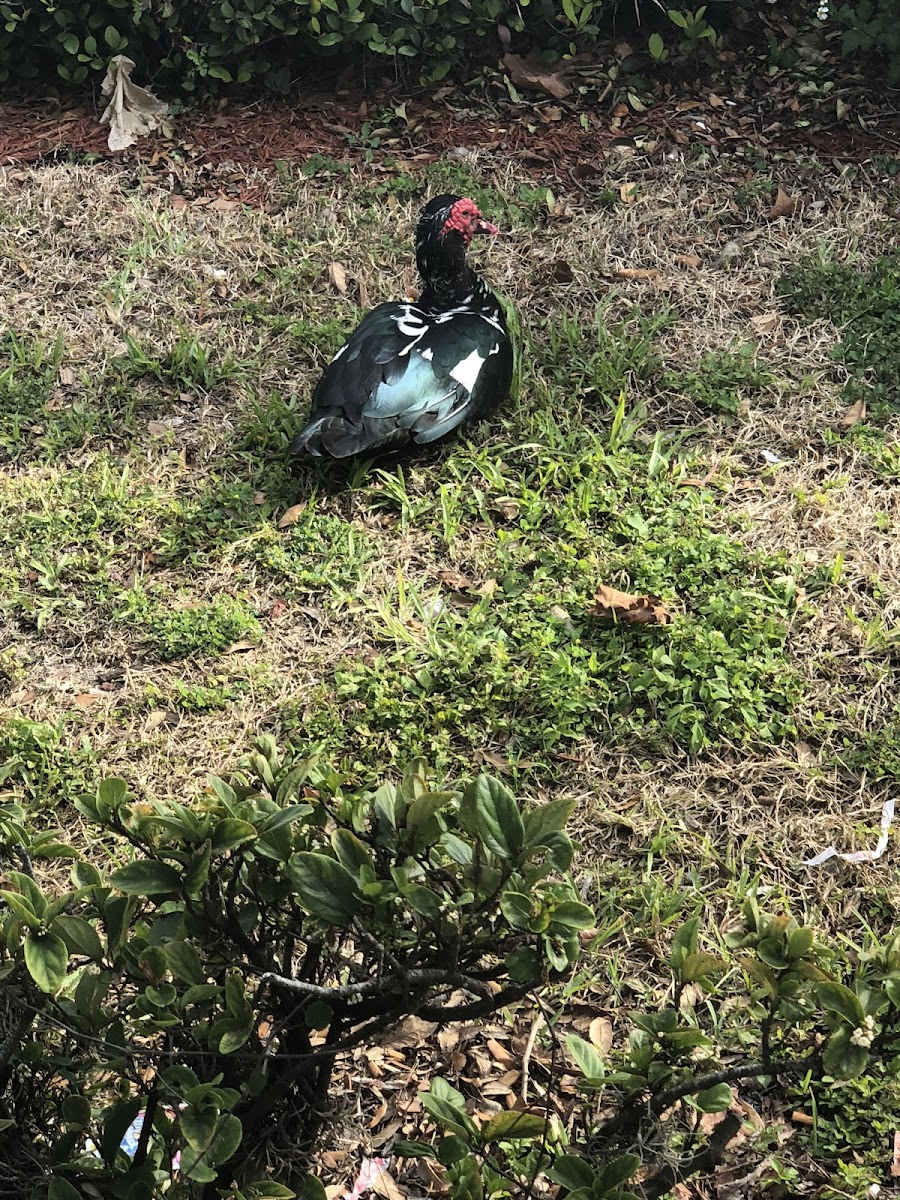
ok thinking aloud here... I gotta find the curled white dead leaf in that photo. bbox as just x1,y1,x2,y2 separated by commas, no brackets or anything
100,55,168,153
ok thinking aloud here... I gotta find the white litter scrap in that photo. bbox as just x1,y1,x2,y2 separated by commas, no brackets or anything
100,55,168,152
343,1157,393,1200
804,798,895,866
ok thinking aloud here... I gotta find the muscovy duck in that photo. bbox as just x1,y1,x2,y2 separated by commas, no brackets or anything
289,194,513,459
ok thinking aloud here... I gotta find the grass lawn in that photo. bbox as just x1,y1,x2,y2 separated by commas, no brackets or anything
2,146,900,1194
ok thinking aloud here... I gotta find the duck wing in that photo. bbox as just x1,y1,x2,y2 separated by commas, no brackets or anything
290,301,511,459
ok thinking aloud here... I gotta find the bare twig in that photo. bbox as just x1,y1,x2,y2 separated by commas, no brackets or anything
260,966,494,1002
520,1010,545,1105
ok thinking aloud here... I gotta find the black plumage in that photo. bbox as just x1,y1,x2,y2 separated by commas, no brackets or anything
290,195,513,460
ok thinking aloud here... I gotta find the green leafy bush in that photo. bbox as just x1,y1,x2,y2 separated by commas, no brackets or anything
0,739,591,1194
392,901,900,1200
832,0,900,82
0,0,594,93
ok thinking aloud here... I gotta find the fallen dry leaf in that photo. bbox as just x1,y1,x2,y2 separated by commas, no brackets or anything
549,258,575,283
840,397,867,427
327,261,348,296
74,692,101,708
144,710,169,732
252,491,265,505
791,1110,814,1126
619,181,639,203
502,52,571,99
58,366,77,386
99,55,167,152
208,196,240,213
486,1038,515,1066
277,503,306,529
750,312,779,335
224,640,256,654
269,599,289,620
493,499,520,521
612,267,660,280
767,186,797,219
437,568,474,590
589,1017,613,1055
673,253,702,269
708,92,725,107
147,421,169,437
590,584,673,626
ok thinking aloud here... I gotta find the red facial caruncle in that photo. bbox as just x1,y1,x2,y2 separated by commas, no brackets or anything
442,197,500,242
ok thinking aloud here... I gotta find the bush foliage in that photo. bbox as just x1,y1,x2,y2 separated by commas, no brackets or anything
3,738,900,1198
2,0,898,95
1,0,594,91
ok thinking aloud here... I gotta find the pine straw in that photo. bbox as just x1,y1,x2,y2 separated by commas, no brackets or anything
1,152,898,916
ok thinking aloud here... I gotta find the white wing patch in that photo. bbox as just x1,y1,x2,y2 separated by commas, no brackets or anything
331,343,348,362
449,348,486,393
420,346,434,361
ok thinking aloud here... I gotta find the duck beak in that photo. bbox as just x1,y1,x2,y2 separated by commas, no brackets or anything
474,217,499,236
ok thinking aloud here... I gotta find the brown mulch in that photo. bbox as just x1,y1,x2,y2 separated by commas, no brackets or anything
2,88,900,180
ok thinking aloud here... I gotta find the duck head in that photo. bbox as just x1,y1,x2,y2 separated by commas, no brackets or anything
415,194,499,306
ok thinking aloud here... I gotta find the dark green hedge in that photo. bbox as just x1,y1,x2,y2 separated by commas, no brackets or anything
1,0,897,97
0,0,596,92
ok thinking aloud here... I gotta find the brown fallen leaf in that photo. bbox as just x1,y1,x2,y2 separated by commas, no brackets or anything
224,640,257,654
766,186,797,219
501,52,571,99
252,491,266,505
549,258,575,283
791,1110,814,1126
58,366,77,386
437,568,474,590
208,196,240,213
144,710,169,732
493,499,520,521
589,1016,613,1055
74,692,101,707
170,194,188,211
750,312,779,335
277,503,306,529
708,92,725,107
327,261,348,296
148,421,169,437
486,1038,515,1066
673,253,702,269
840,397,867,427
590,584,673,626
619,181,639,203
269,599,289,620
612,267,660,280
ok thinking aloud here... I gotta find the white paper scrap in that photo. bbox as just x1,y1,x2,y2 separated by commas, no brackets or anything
804,798,895,866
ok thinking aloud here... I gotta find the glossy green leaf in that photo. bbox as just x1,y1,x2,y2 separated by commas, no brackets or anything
54,915,104,961
462,775,524,859
109,859,182,896
693,1083,733,1112
288,853,362,925
24,930,67,993
565,1034,604,1082
481,1111,547,1142
817,980,865,1025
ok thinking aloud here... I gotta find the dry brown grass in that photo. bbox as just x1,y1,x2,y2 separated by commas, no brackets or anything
0,148,898,929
